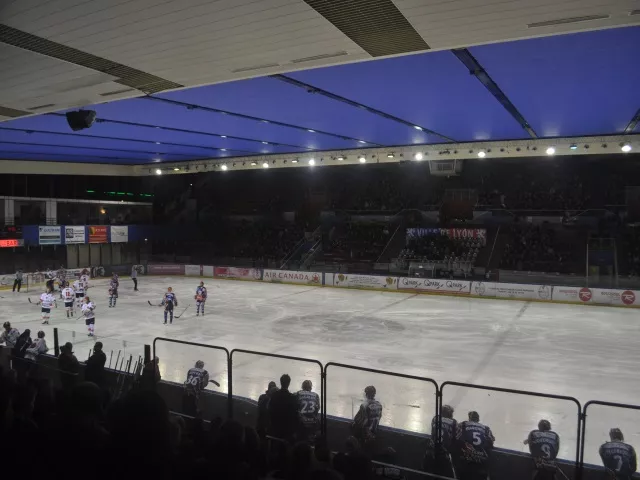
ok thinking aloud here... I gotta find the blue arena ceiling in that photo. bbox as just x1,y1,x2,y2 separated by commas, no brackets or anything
0,26,639,165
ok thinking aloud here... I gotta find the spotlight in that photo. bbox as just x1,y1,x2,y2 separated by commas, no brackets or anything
621,144,632,153
221,148,227,152
220,135,227,138
155,169,162,175
251,162,257,166
359,140,366,144
387,153,394,158
155,142,161,145
477,151,486,158
359,156,366,163
308,158,315,166
292,159,298,163
65,110,96,131
546,147,556,156
337,156,345,161
221,164,228,171
262,162,269,168
308,129,315,133
414,152,424,161
414,126,423,131
173,167,180,171
570,144,578,150
262,141,269,145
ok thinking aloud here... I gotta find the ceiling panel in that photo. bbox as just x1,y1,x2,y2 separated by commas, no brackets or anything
470,26,640,137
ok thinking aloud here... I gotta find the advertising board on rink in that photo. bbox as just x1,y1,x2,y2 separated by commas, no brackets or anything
332,273,397,289
184,265,202,276
553,286,638,306
398,277,471,294
263,269,322,285
147,264,185,275
214,267,262,281
472,282,552,301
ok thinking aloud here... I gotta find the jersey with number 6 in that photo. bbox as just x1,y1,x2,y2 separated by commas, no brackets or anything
184,367,209,398
457,421,495,457
600,441,637,477
296,390,320,425
528,430,560,460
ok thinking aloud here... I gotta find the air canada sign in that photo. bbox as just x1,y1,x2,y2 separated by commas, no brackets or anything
398,278,471,294
263,270,322,285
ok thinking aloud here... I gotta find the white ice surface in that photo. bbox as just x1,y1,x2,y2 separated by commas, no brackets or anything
4,276,639,465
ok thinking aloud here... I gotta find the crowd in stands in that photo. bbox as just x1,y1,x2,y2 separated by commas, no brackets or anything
622,227,640,277
399,235,481,267
321,223,391,263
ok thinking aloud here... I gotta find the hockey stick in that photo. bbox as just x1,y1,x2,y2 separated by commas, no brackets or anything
148,300,161,307
174,304,191,319
209,379,220,387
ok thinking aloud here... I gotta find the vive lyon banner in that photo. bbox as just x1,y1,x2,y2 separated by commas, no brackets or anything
397,277,471,294
110,226,129,243
332,273,397,289
39,226,61,245
64,226,85,244
88,226,108,243
263,269,322,285
214,267,262,281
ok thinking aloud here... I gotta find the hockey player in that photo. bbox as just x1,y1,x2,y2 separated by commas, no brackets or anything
80,271,90,291
524,419,561,480
352,385,383,449
599,428,637,480
296,379,320,440
182,359,210,416
424,405,458,477
161,287,178,325
57,265,66,297
109,274,119,308
61,281,76,318
25,331,49,362
73,277,85,310
37,287,57,325
455,411,495,480
195,281,207,316
82,296,96,336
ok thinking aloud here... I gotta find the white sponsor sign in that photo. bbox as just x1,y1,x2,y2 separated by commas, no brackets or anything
203,265,214,277
64,267,91,279
185,265,202,276
39,226,61,245
263,269,322,285
332,273,397,289
64,226,86,244
552,287,639,307
214,267,262,280
398,277,471,294
110,225,129,243
472,282,552,300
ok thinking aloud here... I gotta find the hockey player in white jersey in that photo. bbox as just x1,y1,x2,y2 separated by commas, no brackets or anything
82,296,96,337
81,272,90,291
37,288,57,325
73,278,85,309
61,282,76,318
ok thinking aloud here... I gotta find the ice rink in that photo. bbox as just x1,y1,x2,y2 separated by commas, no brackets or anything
4,275,639,465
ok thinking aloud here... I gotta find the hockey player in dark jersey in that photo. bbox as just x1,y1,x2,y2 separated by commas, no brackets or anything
195,281,207,316
160,287,178,325
182,360,210,417
424,404,458,477
455,411,495,480
108,275,119,308
296,379,320,441
524,419,561,479
599,428,637,480
352,385,383,449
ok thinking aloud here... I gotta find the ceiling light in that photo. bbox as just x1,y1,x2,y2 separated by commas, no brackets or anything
477,151,486,158
337,156,345,161
221,164,228,171
262,162,269,168
155,142,161,145
359,156,366,163
414,152,424,161
173,167,180,171
570,144,578,150
251,162,257,166
414,126,423,131
221,135,227,138
546,147,556,156
621,144,632,153
359,140,366,144
308,129,315,133
155,169,162,175
387,153,394,158
292,159,298,163
221,148,227,151
262,141,269,145
308,158,315,166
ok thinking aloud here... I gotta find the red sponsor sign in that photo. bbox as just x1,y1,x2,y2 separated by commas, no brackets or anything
147,264,185,275
621,290,636,306
579,287,592,302
88,225,108,243
0,239,23,247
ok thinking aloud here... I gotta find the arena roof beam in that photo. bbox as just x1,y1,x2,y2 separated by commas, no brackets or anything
625,108,640,133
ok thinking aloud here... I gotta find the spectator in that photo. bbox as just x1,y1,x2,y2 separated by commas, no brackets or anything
599,428,637,480
333,436,371,480
257,380,278,437
0,321,19,348
85,341,107,388
455,411,495,480
25,330,48,362
352,385,383,449
12,328,32,360
13,269,23,292
58,342,80,391
296,379,320,441
269,373,299,441
140,356,161,391
524,419,560,479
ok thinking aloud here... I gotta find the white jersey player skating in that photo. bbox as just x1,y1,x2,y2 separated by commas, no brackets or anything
37,290,57,325
61,283,76,318
81,297,96,336
73,279,85,309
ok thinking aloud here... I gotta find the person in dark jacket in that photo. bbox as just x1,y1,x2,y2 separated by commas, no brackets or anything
85,341,107,388
139,356,161,391
12,329,31,359
256,380,278,437
268,374,299,441
59,342,80,391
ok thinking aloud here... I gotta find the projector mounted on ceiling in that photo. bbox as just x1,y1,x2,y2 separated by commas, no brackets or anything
65,110,96,131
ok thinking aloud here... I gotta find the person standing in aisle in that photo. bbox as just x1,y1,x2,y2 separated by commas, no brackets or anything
13,269,23,292
131,265,138,291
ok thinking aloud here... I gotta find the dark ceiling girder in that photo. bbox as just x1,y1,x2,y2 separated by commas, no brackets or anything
452,48,537,138
144,96,381,146
271,74,455,142
0,140,201,158
624,108,640,133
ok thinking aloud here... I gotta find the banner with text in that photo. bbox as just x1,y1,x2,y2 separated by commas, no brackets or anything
39,226,61,245
110,226,129,243
64,226,86,244
88,226,108,243
406,228,487,245
214,267,262,281
185,264,202,276
203,265,214,277
553,286,638,306
332,273,397,289
147,264,185,275
263,269,322,285
398,277,471,294
472,282,552,301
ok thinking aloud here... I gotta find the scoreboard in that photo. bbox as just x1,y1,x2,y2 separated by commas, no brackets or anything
0,226,23,247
